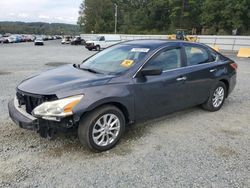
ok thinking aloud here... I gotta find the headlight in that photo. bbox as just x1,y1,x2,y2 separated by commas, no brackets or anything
33,95,83,119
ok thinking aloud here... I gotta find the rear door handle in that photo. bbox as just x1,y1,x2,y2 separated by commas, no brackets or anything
210,69,217,73
176,76,187,81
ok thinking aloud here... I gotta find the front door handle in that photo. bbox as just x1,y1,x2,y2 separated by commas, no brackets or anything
176,76,187,81
210,69,217,73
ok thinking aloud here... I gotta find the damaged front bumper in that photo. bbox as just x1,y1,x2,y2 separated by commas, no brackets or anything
8,98,77,138
8,97,38,130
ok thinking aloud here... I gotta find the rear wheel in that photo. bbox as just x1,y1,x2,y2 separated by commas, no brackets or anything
95,45,101,51
202,81,226,111
78,105,125,152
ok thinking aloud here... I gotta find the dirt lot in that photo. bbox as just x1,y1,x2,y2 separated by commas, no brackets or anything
0,40,249,187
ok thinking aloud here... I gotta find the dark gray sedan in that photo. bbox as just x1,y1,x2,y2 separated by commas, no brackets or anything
8,40,237,151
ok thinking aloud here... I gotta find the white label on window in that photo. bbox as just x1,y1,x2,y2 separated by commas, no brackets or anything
131,48,150,53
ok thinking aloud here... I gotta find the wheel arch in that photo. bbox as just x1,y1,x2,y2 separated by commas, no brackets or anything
95,45,101,50
77,101,132,125
100,102,130,124
219,79,229,97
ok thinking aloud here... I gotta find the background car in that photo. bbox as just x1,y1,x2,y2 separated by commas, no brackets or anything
26,35,35,42
2,37,9,43
85,35,121,51
55,35,62,39
15,35,22,43
5,35,17,43
71,36,85,45
34,37,44,45
61,36,72,44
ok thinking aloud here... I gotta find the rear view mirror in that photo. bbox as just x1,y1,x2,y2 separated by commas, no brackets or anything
140,66,163,76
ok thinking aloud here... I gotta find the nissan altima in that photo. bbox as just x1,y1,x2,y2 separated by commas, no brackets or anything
8,40,237,151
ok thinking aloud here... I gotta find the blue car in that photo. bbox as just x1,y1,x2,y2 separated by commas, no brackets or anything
15,35,22,43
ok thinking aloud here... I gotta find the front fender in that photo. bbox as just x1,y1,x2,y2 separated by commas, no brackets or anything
71,84,134,123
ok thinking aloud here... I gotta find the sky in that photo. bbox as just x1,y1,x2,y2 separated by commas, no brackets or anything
0,0,82,24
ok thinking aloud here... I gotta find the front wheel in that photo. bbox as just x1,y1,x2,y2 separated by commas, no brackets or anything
78,105,125,152
202,82,227,111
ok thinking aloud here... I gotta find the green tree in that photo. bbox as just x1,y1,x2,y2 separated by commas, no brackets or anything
78,0,115,33
201,0,249,35
78,0,250,35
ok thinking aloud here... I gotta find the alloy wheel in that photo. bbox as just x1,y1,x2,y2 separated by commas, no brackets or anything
212,86,225,108
92,114,121,147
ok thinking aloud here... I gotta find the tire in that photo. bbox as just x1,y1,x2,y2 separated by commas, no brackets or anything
78,105,125,152
95,45,101,51
202,81,227,111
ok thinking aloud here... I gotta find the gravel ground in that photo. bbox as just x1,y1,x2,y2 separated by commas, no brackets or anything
0,40,249,188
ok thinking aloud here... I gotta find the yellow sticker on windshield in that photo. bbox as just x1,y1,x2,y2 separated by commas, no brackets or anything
121,59,134,68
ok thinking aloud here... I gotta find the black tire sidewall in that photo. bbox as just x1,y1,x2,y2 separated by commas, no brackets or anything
96,45,100,51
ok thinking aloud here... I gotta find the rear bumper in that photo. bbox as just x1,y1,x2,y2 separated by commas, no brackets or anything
8,98,38,130
228,73,237,96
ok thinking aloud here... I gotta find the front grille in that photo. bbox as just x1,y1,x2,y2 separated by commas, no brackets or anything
16,90,57,114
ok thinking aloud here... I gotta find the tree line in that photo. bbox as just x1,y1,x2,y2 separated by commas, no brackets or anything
0,22,79,35
78,0,250,35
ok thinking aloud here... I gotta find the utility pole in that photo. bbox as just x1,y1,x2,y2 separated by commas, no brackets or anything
114,4,118,34
179,0,189,29
179,0,185,29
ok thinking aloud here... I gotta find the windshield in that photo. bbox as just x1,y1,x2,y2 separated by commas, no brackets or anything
80,44,150,75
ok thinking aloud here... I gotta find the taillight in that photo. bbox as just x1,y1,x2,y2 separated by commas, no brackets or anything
230,63,238,71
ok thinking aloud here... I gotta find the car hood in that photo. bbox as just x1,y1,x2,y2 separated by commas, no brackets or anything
17,64,113,97
86,40,97,44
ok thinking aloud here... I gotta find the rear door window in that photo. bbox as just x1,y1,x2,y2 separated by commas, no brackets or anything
184,46,210,66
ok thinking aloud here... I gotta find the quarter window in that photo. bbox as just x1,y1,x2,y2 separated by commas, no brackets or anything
145,48,181,71
185,46,209,66
209,50,219,61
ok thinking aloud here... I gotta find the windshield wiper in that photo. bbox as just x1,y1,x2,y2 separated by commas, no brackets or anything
81,67,100,74
73,64,102,74
73,63,80,69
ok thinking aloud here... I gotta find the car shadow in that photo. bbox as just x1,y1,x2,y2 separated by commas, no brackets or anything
47,106,205,156
3,105,213,158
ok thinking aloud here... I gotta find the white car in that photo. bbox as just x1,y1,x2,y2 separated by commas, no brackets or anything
85,35,122,51
34,37,44,45
61,36,71,44
6,36,16,43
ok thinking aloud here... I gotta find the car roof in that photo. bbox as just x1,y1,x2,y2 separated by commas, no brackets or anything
121,39,206,50
121,39,170,49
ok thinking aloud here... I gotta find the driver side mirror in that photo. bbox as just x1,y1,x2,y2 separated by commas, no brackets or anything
140,66,163,76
